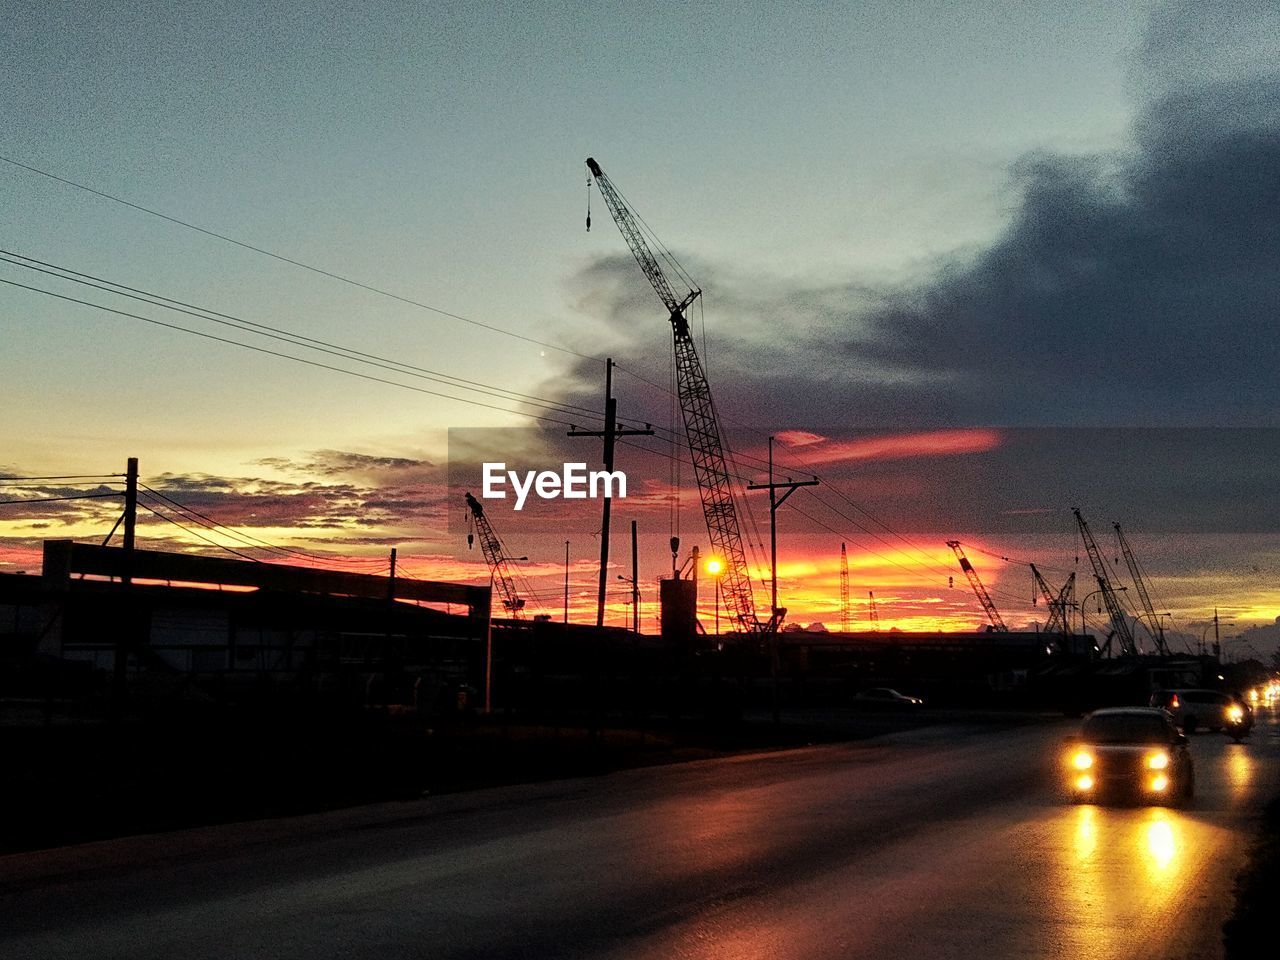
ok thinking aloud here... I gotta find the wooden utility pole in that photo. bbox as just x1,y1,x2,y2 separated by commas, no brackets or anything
748,438,819,725
568,358,653,626
630,519,639,633
113,457,138,702
122,457,137,577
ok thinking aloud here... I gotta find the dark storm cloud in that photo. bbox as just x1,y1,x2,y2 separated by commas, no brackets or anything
557,52,1280,431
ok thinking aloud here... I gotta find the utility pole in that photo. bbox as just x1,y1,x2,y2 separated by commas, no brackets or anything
748,437,819,724
747,438,820,627
388,547,397,597
122,457,137,580
568,358,653,626
563,540,570,624
631,519,639,634
113,456,138,701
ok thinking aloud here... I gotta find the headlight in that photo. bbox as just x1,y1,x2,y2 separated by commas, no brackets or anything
1147,752,1170,770
1072,751,1094,770
1076,774,1094,791
1150,774,1169,792
1227,706,1244,722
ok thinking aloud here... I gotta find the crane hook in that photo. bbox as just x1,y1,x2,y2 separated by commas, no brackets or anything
586,173,592,231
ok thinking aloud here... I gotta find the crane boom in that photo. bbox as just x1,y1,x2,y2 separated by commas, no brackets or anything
464,492,525,617
586,157,759,631
1114,523,1170,656
947,541,1008,632
1073,508,1136,656
1030,563,1074,639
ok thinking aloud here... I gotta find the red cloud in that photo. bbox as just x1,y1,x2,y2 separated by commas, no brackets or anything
767,428,1002,467
775,430,828,448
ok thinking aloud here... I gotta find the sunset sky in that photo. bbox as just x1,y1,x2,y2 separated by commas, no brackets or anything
3,1,1278,655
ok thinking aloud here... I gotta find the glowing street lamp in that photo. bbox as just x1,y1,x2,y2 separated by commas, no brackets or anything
706,558,724,636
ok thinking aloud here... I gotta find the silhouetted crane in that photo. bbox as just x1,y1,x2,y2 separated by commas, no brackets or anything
464,492,526,618
1074,508,1136,656
586,156,764,633
1031,563,1075,643
1114,522,1170,655
947,541,1008,632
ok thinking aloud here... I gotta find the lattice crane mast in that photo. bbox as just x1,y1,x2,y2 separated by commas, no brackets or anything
868,591,879,630
586,156,762,633
840,543,851,632
1114,522,1170,656
947,541,1008,632
1073,508,1136,656
464,492,526,618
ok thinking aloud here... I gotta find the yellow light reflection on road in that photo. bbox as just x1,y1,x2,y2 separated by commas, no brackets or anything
1143,812,1177,873
1227,748,1254,797
1074,806,1098,862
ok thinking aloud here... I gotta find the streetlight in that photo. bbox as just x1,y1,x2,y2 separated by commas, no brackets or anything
705,558,724,636
485,555,527,714
1198,610,1231,658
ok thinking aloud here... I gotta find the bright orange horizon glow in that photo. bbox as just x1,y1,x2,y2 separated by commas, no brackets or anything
6,511,1278,636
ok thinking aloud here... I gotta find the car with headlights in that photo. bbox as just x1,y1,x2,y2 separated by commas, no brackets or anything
1149,688,1253,739
1064,707,1193,805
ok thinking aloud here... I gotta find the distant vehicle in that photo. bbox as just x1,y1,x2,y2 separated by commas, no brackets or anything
1064,707,1193,805
851,687,923,707
1149,688,1253,740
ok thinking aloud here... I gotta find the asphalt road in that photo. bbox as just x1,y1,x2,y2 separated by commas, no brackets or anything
3,710,1277,960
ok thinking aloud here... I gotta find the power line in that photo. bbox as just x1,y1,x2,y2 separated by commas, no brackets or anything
0,251,612,427
0,474,123,484
0,154,602,361
787,500,949,588
135,499,264,563
138,484,395,571
0,276,591,428
0,492,121,506
138,487,331,564
963,540,1075,576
